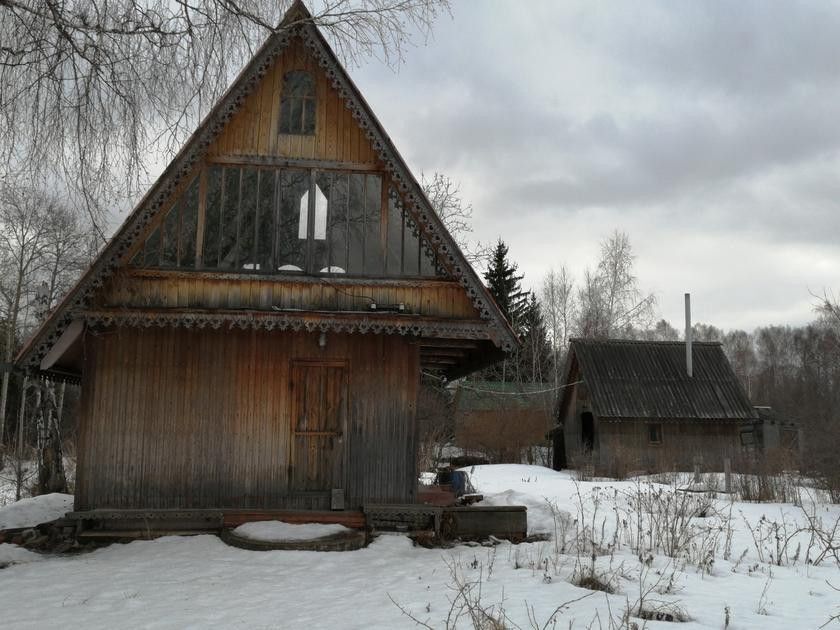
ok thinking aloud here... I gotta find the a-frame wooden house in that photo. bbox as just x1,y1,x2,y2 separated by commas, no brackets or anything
16,2,516,514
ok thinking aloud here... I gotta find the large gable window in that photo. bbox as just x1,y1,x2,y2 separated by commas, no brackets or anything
133,165,442,279
279,70,316,135
134,176,199,268
205,166,443,277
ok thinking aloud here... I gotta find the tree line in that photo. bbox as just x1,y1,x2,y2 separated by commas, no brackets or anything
475,230,840,430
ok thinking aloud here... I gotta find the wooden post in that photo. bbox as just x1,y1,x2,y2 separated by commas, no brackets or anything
685,293,693,378
57,381,66,425
16,375,28,459
693,456,701,485
195,167,208,267
724,457,732,494
14,375,28,502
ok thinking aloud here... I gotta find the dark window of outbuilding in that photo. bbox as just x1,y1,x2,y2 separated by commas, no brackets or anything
279,71,316,135
581,412,595,451
648,423,662,445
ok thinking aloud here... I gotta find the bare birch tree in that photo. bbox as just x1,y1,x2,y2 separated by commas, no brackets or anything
816,290,840,340
644,318,680,341
0,186,93,447
421,172,490,268
540,266,575,386
722,329,757,396
37,202,97,319
0,0,451,238
0,186,53,444
575,230,656,338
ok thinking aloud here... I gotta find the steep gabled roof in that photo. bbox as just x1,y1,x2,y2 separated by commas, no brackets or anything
561,338,756,421
17,1,517,371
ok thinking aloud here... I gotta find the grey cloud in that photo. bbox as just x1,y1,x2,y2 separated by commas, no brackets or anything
579,1,840,96
486,92,840,240
351,1,840,329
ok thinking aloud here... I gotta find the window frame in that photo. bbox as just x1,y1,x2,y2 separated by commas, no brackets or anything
647,422,663,446
132,162,443,280
279,70,317,136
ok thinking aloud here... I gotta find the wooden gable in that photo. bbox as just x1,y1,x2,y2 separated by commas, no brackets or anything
120,38,446,281
210,38,378,164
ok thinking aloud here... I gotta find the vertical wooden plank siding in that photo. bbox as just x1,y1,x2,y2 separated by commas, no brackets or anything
73,334,96,510
100,272,481,321
597,419,741,470
76,327,419,510
207,39,377,165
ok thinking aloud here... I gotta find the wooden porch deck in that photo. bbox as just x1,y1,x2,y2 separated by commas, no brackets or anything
64,504,527,542
65,508,367,538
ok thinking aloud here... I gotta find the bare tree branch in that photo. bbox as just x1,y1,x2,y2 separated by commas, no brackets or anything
0,184,95,443
421,171,490,268
574,230,657,338
0,0,451,241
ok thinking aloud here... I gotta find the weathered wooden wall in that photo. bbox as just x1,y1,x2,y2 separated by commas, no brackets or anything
559,383,582,446
76,327,418,510
97,269,480,319
598,419,741,470
208,39,378,164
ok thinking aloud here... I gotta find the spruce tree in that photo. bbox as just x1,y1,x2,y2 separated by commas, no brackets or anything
484,239,528,329
479,240,532,383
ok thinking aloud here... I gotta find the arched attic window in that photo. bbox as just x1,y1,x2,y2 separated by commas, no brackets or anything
279,70,316,135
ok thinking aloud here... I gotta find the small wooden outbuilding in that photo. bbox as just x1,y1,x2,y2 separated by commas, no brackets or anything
554,338,757,474
16,1,516,514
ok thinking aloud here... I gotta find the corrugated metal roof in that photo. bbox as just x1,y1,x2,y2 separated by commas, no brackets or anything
566,338,756,421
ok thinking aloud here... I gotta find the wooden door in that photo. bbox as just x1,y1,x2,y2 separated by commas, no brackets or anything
290,360,348,494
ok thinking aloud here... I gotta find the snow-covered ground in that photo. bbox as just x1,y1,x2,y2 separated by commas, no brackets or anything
0,465,838,629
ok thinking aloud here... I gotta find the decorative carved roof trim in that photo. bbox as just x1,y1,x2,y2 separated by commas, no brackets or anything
17,3,516,371
82,308,501,344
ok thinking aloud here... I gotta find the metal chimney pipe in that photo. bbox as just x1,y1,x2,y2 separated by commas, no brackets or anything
685,293,693,378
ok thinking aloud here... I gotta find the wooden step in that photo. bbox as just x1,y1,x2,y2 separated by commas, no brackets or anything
221,510,366,529
220,528,367,552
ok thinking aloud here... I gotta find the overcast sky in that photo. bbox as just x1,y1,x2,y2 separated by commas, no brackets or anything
345,0,840,332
